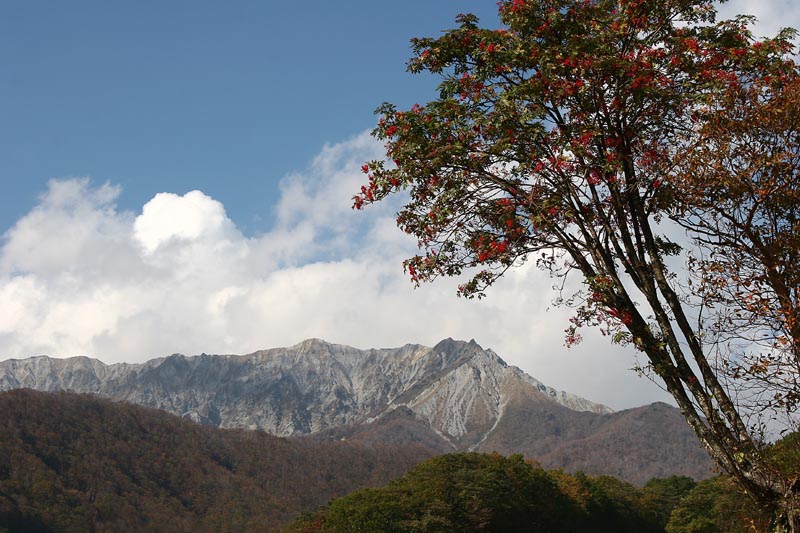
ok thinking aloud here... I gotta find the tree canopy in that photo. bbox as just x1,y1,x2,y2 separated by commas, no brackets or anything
289,453,681,532
355,0,799,529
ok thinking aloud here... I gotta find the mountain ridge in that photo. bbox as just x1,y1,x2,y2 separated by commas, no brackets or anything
0,338,611,431
0,338,713,484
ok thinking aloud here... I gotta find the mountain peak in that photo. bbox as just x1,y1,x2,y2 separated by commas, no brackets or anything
431,338,486,366
433,337,483,352
294,338,333,350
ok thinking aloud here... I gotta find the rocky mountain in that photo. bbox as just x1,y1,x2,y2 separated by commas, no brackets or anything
0,338,608,436
0,338,714,484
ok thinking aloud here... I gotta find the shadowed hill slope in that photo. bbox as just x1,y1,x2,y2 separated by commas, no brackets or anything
0,389,431,532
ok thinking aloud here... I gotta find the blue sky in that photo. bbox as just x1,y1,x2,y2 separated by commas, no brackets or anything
1,0,499,235
0,1,795,409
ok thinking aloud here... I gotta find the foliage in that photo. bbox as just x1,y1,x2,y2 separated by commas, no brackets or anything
289,453,692,532
315,454,574,532
766,431,800,479
581,474,664,532
0,389,430,532
291,435,800,531
354,0,799,526
666,476,770,533
641,476,698,526
665,431,800,532
674,75,800,417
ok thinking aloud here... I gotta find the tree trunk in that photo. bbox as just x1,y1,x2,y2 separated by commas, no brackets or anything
774,481,800,533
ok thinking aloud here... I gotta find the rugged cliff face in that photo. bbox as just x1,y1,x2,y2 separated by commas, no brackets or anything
0,338,713,484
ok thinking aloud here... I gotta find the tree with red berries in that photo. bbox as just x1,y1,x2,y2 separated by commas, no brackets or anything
356,0,799,529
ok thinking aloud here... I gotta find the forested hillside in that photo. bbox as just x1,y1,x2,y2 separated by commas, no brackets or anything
0,389,431,532
3,389,794,532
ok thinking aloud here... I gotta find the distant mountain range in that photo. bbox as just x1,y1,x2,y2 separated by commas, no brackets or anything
0,338,713,484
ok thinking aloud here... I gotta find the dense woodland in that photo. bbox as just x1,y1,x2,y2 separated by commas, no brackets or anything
1,389,798,531
289,443,800,532
0,389,431,532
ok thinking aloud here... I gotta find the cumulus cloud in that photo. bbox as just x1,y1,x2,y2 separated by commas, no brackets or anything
134,191,236,255
0,132,673,410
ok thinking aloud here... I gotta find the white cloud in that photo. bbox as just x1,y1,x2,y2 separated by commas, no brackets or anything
0,179,136,279
133,190,235,255
0,132,673,410
717,0,799,41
